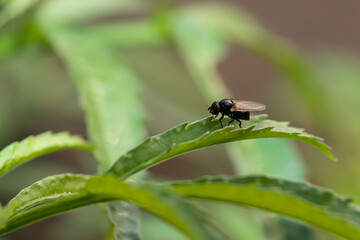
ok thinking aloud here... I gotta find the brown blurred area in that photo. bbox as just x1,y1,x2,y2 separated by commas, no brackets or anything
238,1,360,48
221,0,360,94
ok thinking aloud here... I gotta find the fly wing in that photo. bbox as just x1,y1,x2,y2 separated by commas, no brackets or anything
230,100,266,112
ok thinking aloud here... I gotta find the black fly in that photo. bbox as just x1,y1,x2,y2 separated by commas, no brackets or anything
208,99,266,128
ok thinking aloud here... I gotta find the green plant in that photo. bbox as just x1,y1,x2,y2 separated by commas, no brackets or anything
1,1,359,239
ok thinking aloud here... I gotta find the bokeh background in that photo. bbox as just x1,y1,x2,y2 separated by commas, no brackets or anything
1,0,360,239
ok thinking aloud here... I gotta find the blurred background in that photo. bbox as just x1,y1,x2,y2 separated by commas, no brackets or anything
1,0,360,239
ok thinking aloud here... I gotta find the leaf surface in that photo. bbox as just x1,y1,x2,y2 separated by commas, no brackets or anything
83,20,167,48
41,28,145,173
108,115,334,179
0,0,42,28
0,131,90,178
37,0,138,25
167,175,360,240
38,18,148,239
0,174,218,240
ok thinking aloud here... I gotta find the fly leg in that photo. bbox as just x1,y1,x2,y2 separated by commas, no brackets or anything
228,118,235,125
219,114,224,128
235,119,242,128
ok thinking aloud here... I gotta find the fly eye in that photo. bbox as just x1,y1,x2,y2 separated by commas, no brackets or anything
208,102,220,115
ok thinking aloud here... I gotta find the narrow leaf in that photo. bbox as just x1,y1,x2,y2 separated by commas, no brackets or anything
0,32,24,60
0,174,218,240
38,5,149,234
41,28,145,173
108,115,334,179
37,0,138,25
40,26,147,239
227,139,306,180
0,174,89,222
106,201,142,240
0,131,90,178
170,11,230,100
83,20,167,48
0,0,42,28
166,175,360,240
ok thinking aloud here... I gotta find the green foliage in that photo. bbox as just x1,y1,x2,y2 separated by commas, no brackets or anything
37,0,136,25
1,173,359,239
0,131,90,178
38,20,147,239
0,174,220,240
41,28,146,173
107,114,333,179
228,139,306,180
84,21,168,48
0,0,41,28
167,175,360,240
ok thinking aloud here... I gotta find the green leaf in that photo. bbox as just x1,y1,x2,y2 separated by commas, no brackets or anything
0,32,23,60
169,10,229,101
141,213,188,240
39,27,147,239
0,0,42,28
313,51,360,132
108,115,334,179
83,20,168,48
166,175,360,240
106,201,142,240
41,28,145,173
0,131,90,178
0,174,89,223
0,174,219,240
37,0,139,25
227,139,306,180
